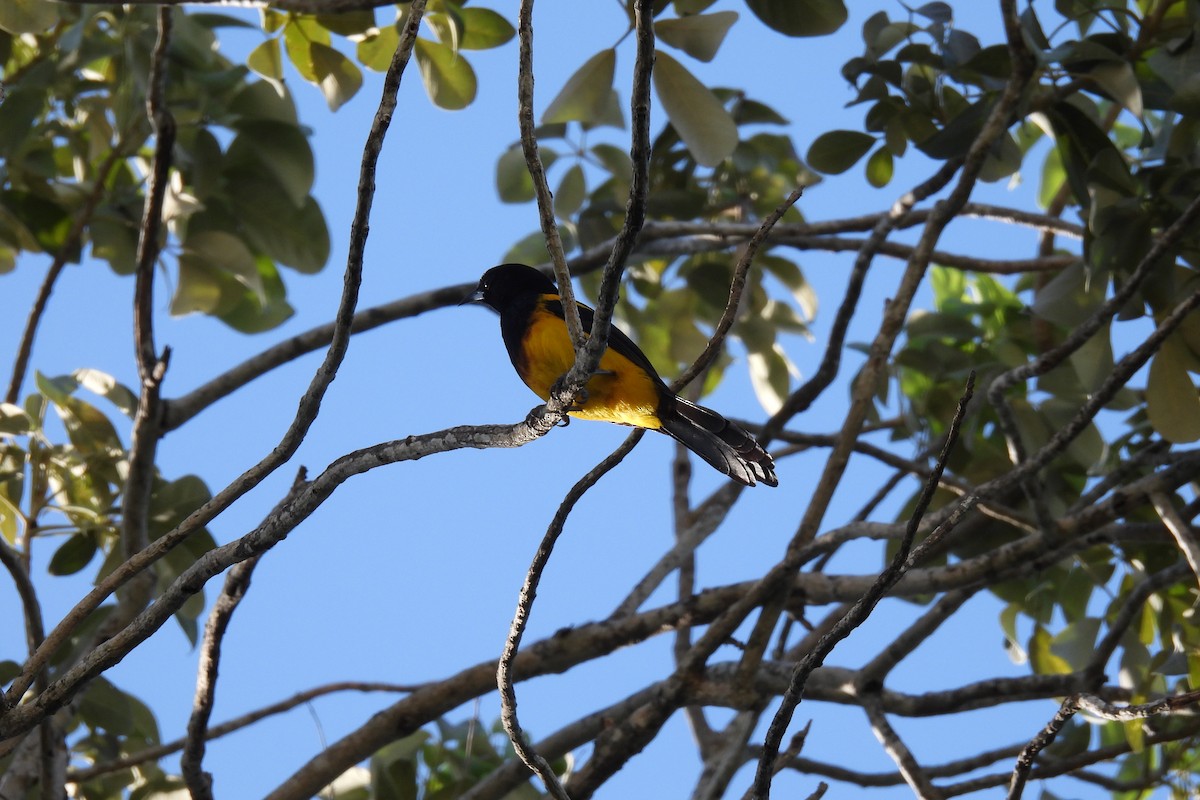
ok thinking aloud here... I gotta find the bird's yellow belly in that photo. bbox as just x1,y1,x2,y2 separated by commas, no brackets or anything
517,308,662,430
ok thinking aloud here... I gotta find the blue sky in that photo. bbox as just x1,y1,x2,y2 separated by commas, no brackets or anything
1,2,1111,797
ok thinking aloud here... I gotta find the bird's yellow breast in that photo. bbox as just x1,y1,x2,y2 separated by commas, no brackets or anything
517,303,663,430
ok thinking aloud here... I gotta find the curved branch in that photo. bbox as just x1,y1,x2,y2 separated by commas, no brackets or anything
497,431,642,800
67,681,424,783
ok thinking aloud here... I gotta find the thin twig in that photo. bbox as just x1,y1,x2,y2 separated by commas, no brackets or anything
1007,689,1200,800
672,186,804,393
67,681,424,783
863,699,942,800
1150,492,1200,589
181,555,262,799
515,0,582,349
752,373,976,798
987,191,1200,468
497,432,643,800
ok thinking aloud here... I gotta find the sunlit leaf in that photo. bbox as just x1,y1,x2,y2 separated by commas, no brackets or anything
865,145,893,187
246,38,284,81
311,42,363,111
0,0,57,34
459,7,515,50
414,37,478,110
358,24,400,71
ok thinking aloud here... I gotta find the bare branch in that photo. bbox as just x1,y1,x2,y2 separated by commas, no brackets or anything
497,431,642,800
1007,689,1200,800
672,186,804,393
515,0,581,350
67,681,424,783
1151,492,1200,589
181,555,262,799
863,699,942,800
752,373,975,798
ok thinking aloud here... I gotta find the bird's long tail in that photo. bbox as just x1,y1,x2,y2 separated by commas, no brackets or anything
660,398,778,487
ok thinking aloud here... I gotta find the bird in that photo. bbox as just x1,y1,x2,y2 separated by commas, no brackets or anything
462,263,778,487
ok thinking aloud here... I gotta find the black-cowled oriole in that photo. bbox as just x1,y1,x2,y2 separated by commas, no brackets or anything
462,263,778,487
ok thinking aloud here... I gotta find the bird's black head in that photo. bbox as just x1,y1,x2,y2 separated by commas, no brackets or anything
460,263,559,312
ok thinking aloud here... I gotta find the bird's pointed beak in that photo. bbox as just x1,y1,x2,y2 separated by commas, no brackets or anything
459,285,485,306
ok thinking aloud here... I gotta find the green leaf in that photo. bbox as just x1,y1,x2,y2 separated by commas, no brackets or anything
555,164,586,218
653,50,738,167
311,41,364,111
0,87,45,158
1028,625,1072,675
459,7,515,50
0,403,32,435
414,37,478,110
357,25,401,71
48,534,98,576
183,230,261,291
246,38,284,81
74,370,138,418
495,146,558,203
233,186,330,274
1147,337,1200,444
226,119,315,207
542,49,616,124
283,17,331,82
807,130,875,174
1089,61,1142,117
654,11,738,62
315,9,377,37
864,145,893,187
745,0,846,37
0,0,57,34
371,732,429,800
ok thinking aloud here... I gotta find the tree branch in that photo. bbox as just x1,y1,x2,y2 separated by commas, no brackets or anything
752,373,975,798
497,432,642,800
2,0,428,714
181,554,262,799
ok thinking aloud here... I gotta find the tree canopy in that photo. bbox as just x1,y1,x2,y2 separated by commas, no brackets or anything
3,0,1200,798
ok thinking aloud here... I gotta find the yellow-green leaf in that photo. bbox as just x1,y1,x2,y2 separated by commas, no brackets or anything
311,42,363,111
543,49,616,125
0,0,57,34
1147,337,1200,443
654,11,738,63
414,37,478,110
865,145,893,187
653,51,737,167
357,25,400,72
247,38,284,81
459,7,515,50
